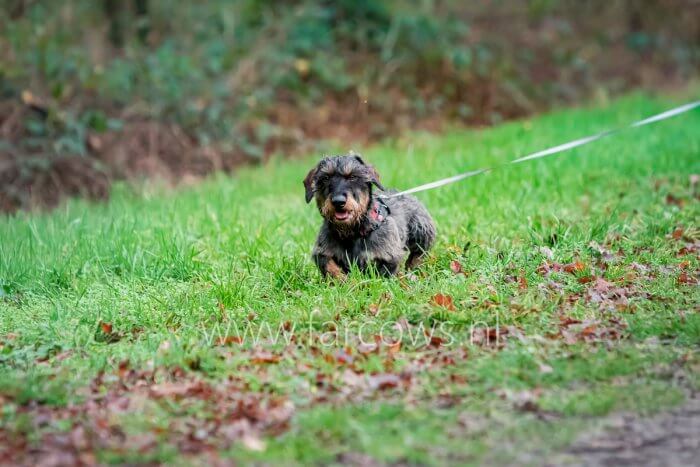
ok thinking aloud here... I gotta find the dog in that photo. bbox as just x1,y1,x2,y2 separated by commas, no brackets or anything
303,153,436,278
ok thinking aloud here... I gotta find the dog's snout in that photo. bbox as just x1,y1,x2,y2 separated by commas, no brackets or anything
331,194,347,209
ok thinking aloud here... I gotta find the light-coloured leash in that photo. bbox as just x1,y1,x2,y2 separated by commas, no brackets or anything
380,100,700,198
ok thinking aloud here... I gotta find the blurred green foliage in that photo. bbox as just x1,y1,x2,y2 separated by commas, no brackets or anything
0,0,698,211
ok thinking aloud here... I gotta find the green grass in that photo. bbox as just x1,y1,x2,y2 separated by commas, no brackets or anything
1,89,699,465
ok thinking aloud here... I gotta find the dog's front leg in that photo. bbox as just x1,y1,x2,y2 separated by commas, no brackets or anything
313,254,347,281
372,258,400,277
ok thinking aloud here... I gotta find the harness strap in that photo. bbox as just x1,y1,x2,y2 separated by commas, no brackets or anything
360,199,390,236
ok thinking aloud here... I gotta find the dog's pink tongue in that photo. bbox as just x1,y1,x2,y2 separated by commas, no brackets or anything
335,211,349,220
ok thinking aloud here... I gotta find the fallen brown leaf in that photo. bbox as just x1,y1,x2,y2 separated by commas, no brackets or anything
580,323,599,337
251,351,281,364
428,335,445,348
368,373,401,391
518,273,528,290
563,261,585,274
450,260,466,275
559,316,583,326
385,340,401,355
216,335,243,346
334,349,354,365
431,293,456,311
536,261,565,275
678,271,697,285
666,193,684,207
553,316,627,344
470,326,510,347
95,321,122,343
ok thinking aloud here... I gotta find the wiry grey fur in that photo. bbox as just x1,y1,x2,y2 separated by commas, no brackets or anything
303,153,436,278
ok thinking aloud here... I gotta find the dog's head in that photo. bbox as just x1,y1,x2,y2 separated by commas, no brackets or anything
303,153,385,228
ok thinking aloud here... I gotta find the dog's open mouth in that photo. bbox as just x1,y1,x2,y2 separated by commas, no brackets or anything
334,210,350,221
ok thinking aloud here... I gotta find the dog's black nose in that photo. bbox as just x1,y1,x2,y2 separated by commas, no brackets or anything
331,194,347,209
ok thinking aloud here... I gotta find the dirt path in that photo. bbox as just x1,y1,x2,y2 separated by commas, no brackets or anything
553,390,700,466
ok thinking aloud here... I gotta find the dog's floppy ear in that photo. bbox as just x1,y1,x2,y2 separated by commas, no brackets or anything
367,165,385,191
351,152,366,166
352,152,385,191
303,165,319,203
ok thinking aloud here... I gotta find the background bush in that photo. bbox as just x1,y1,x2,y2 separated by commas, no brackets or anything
1,0,698,211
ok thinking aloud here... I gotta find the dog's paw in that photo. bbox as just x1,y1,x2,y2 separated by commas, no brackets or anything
324,259,347,282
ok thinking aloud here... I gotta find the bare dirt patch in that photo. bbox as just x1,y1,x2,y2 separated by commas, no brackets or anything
558,392,700,466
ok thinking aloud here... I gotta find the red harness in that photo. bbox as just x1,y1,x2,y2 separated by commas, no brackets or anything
360,200,390,237
368,201,385,222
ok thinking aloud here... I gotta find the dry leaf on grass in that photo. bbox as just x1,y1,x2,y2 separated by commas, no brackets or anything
431,293,456,311
450,260,467,275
